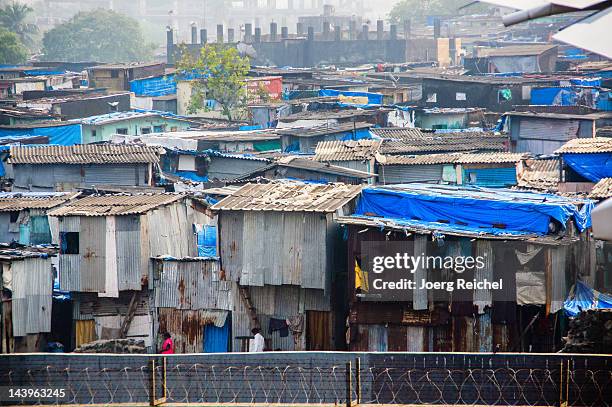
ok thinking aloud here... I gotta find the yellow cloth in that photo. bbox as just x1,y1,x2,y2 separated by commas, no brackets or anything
355,260,369,292
75,320,96,348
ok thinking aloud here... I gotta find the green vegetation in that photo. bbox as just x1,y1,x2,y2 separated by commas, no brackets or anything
389,0,490,23
41,9,154,62
0,2,38,48
177,44,250,121
0,27,28,64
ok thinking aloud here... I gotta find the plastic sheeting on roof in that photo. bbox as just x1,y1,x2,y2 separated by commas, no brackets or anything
354,185,593,235
564,281,612,317
563,153,612,183
319,89,383,107
130,74,176,97
0,124,81,146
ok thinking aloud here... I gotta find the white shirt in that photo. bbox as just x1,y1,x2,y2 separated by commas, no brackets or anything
249,333,265,352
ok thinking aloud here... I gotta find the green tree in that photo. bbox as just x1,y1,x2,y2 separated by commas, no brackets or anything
0,27,28,64
177,44,250,121
389,0,489,23
0,2,38,48
41,9,154,62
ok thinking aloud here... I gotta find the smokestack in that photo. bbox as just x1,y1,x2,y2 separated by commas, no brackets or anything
217,24,224,43
227,28,235,42
200,29,207,44
323,21,331,40
349,20,356,40
334,25,341,41
390,24,397,40
254,27,262,43
270,22,278,41
297,22,304,35
433,17,441,39
244,23,253,42
362,24,369,41
191,23,198,44
281,26,289,39
307,26,314,41
377,20,384,41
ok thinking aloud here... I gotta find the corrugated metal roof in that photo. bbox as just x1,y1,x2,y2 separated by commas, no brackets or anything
455,152,527,164
48,193,185,217
370,127,428,140
276,122,372,137
212,181,362,212
378,151,526,166
555,137,612,154
516,159,560,191
479,44,557,57
8,144,161,164
377,153,461,166
273,156,376,177
0,192,78,212
314,139,382,162
379,133,508,154
590,178,612,199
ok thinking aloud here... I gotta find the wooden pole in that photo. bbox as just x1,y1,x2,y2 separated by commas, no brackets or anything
355,357,361,405
345,361,352,407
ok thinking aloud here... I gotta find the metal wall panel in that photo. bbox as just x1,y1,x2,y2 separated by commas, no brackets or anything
154,260,232,311
11,257,52,336
76,291,150,317
463,167,517,188
83,164,146,186
58,215,81,291
379,164,444,185
219,211,244,282
550,245,568,314
474,240,493,314
79,216,106,292
116,216,142,291
406,326,425,352
367,325,388,352
413,235,428,310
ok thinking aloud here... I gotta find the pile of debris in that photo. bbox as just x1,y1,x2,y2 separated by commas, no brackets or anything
562,309,612,353
74,338,147,354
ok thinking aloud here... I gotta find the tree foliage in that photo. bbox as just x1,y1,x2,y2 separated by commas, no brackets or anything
41,9,153,62
177,45,250,121
389,0,490,23
0,2,38,48
0,27,28,64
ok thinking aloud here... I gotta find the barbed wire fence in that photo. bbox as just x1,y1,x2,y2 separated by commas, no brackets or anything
0,354,610,406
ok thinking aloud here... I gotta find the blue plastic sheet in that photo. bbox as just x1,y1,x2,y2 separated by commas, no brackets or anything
0,123,81,145
170,171,209,182
354,185,593,235
564,281,612,317
195,224,217,257
563,153,612,182
130,74,177,97
319,89,383,106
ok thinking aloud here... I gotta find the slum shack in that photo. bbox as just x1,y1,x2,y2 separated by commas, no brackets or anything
1,247,55,353
236,156,376,185
213,181,362,351
375,152,527,186
338,184,594,352
48,193,216,351
4,144,162,192
0,192,77,245
555,137,612,195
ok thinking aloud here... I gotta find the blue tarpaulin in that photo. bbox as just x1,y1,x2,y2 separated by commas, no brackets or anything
130,74,177,97
203,317,230,353
195,224,217,257
0,123,81,145
354,184,593,235
564,281,612,317
319,89,383,106
563,153,612,183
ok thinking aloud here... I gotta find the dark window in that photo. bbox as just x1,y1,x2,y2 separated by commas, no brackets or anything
153,125,164,133
110,70,119,78
60,232,79,254
116,128,128,135
141,127,151,134
9,211,19,223
91,130,97,137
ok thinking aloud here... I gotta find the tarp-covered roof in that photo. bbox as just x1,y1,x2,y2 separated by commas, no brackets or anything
564,281,612,317
353,184,593,236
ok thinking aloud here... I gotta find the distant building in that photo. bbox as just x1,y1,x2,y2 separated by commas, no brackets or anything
87,63,166,92
471,44,558,74
17,92,132,120
505,111,612,155
277,122,373,153
77,111,193,144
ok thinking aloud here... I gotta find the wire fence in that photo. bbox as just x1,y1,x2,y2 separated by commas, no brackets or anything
0,353,610,406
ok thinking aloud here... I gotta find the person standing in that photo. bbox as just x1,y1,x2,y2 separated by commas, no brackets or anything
161,332,174,354
249,328,265,352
